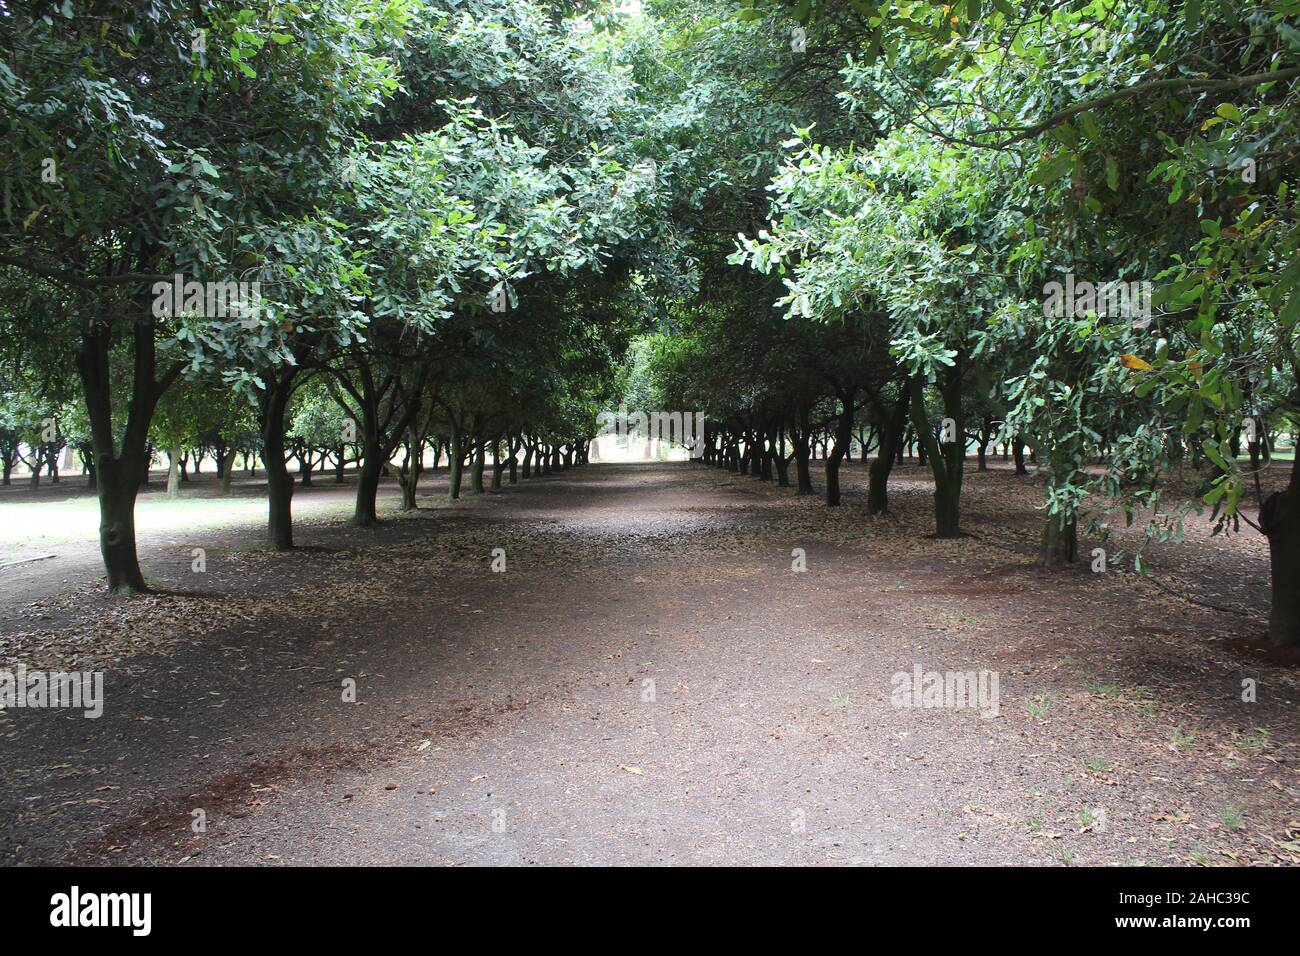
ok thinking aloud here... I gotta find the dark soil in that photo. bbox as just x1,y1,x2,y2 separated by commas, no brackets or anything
1,460,1296,866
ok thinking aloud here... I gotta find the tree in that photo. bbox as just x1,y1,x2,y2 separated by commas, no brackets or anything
0,0,406,587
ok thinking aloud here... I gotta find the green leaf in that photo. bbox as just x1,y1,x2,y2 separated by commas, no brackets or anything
1203,440,1231,473
1030,154,1074,186
1078,111,1101,143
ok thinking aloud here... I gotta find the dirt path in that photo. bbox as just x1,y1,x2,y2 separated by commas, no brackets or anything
1,462,1297,866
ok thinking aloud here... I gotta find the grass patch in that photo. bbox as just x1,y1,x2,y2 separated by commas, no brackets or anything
1024,693,1052,718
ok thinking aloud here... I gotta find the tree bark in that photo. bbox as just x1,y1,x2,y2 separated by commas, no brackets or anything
909,372,964,538
1261,452,1300,645
866,389,907,515
1039,514,1078,567
790,405,813,494
1013,435,1029,475
354,448,383,523
471,441,486,493
825,394,854,507
165,444,182,497
976,415,992,472
447,425,464,501
398,433,423,511
27,446,43,490
221,447,237,495
80,443,97,490
260,368,297,550
75,312,178,592
774,429,790,487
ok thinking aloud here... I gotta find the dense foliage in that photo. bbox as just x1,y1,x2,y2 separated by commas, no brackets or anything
2,0,1298,642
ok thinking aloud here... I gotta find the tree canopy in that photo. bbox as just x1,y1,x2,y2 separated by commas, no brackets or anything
2,0,1298,642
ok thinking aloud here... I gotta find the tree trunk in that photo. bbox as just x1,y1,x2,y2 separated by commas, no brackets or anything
143,444,159,487
398,436,422,511
792,408,813,494
1039,514,1078,567
867,452,891,514
821,398,852,509
471,442,486,494
825,395,853,507
350,382,386,525
166,444,182,497
909,373,963,538
868,425,899,515
80,443,97,490
448,426,464,501
75,312,175,593
758,429,773,481
1013,436,1029,475
221,447,237,495
1261,453,1300,645
95,463,145,592
261,369,296,550
28,446,43,490
354,445,383,524
775,429,790,487
976,415,992,472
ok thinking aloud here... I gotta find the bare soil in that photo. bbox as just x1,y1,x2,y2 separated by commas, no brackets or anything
0,459,1296,866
